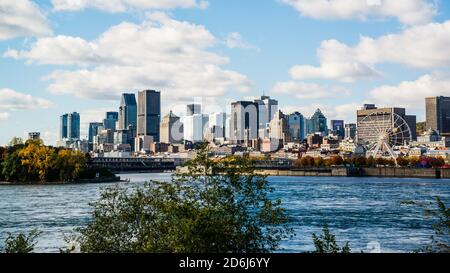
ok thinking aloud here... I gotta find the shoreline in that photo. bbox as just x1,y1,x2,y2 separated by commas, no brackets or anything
255,166,450,179
0,176,123,186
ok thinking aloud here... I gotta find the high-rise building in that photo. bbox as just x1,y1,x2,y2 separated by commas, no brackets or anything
426,96,450,136
357,105,417,146
307,109,328,135
254,95,278,139
207,112,227,142
28,132,41,141
287,112,305,142
118,93,137,131
331,120,345,138
60,112,80,140
344,123,357,140
103,112,118,131
269,110,290,145
230,101,259,145
60,114,68,140
88,122,103,144
183,114,205,143
137,90,161,142
187,104,202,116
160,110,183,144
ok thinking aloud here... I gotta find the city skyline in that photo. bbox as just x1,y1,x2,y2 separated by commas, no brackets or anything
1,0,450,146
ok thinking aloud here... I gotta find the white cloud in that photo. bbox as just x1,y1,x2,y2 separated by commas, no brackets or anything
0,88,53,110
0,0,52,41
289,20,450,82
0,112,10,121
370,74,450,112
51,0,209,12
270,80,351,99
6,13,252,102
281,0,437,26
225,32,259,51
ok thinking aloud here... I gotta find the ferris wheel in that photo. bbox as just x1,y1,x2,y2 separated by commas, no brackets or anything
358,112,412,158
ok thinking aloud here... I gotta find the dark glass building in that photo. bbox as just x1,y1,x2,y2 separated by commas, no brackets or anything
119,93,137,130
426,96,450,136
137,90,161,142
103,112,118,131
287,112,305,141
60,112,80,140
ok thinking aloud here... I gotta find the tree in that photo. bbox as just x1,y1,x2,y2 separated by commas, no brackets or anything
375,157,386,166
3,229,41,253
366,156,376,167
396,157,409,167
2,150,27,182
353,156,367,167
312,224,351,253
72,145,292,253
314,157,325,167
429,157,445,168
8,137,24,147
329,156,344,166
402,197,449,253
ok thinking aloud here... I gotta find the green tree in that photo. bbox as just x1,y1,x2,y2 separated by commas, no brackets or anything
8,137,24,147
2,150,27,182
3,229,41,253
312,224,351,253
72,145,292,253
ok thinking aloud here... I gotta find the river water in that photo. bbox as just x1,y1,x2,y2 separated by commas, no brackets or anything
0,173,448,253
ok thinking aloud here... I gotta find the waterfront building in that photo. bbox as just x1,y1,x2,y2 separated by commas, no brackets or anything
410,129,450,149
307,133,323,149
103,112,118,131
160,110,183,144
339,139,357,152
230,101,259,145
135,135,154,153
307,109,328,135
118,93,137,131
60,112,80,141
254,95,278,139
357,105,417,146
321,137,340,151
344,123,357,140
288,112,305,142
137,90,161,142
426,96,450,136
28,132,41,141
331,120,345,138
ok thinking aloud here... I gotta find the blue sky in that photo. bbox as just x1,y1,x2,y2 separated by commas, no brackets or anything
1,0,449,145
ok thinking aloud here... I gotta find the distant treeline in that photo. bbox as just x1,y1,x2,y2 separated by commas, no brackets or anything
0,138,113,183
294,155,446,168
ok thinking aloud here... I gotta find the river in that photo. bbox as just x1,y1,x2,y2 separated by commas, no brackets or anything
0,173,448,253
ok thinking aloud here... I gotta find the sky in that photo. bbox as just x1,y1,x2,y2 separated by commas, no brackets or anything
0,0,449,146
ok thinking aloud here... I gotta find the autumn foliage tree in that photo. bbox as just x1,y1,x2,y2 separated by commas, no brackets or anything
1,137,91,183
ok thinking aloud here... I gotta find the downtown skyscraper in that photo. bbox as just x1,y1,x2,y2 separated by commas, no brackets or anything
137,90,161,142
426,96,450,136
119,93,137,130
60,112,80,140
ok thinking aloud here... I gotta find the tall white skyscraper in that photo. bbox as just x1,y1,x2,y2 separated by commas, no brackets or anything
254,95,278,139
